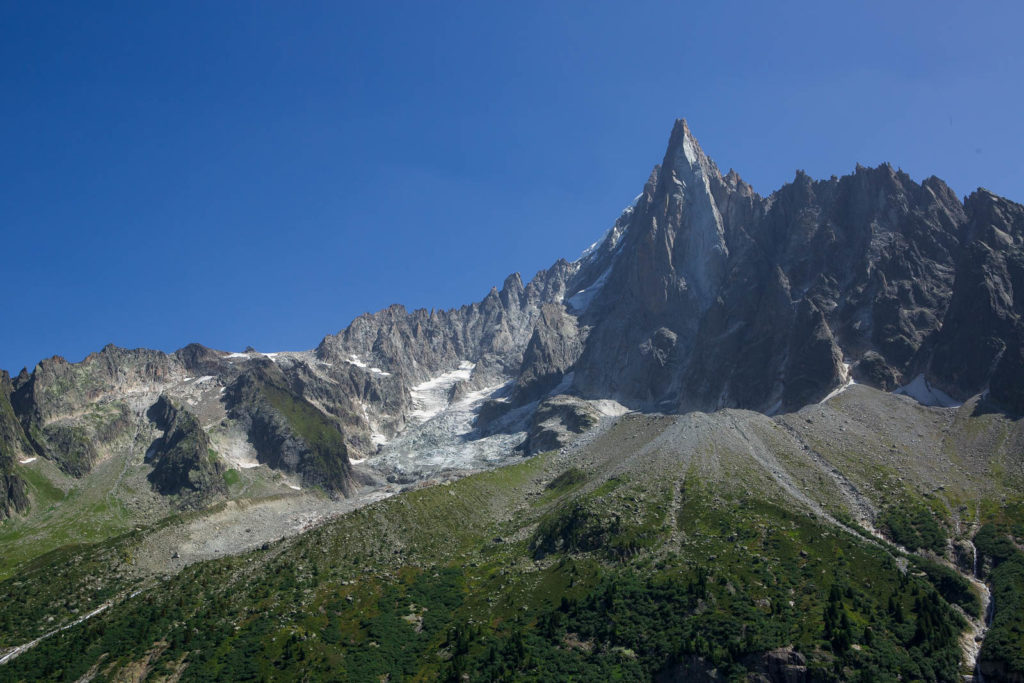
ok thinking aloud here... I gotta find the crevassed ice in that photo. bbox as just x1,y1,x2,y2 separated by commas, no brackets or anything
375,376,523,477
409,361,475,423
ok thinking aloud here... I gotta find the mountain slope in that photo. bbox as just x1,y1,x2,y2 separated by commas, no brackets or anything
4,120,1024,507
3,118,1024,680
0,372,29,521
1,384,1021,680
569,121,1023,416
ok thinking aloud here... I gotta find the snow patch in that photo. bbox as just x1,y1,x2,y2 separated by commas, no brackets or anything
194,375,214,384
347,355,391,376
566,265,612,313
18,456,37,464
820,363,855,404
574,207,629,265
578,228,614,262
895,374,962,408
287,484,302,491
567,222,628,312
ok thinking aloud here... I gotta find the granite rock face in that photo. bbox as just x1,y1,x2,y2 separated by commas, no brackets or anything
510,303,584,407
567,121,978,413
146,394,226,508
929,190,1024,409
0,371,29,519
225,360,355,497
315,262,577,389
557,120,1024,415
4,118,1024,501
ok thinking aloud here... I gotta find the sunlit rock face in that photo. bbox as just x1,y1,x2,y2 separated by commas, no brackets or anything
5,118,1024,495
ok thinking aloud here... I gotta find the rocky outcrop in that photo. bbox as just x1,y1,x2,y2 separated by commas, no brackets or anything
657,646,809,682
571,121,737,406
225,360,355,497
10,345,185,476
146,395,226,508
561,119,1022,415
315,262,576,387
173,343,233,376
0,371,30,519
510,303,583,406
568,124,962,412
12,345,185,428
37,424,102,478
746,646,809,683
521,395,600,455
929,190,1024,408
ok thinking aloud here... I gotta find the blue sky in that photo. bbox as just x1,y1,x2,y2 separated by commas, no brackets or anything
2,1,1022,373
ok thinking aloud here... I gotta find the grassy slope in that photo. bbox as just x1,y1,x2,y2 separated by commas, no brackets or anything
0,387,1022,680
3,386,1023,680
0,457,132,579
259,381,351,492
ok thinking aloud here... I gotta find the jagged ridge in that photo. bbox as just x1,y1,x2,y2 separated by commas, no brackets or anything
2,118,1024,501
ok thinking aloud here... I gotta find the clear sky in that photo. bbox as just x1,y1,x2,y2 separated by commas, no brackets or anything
2,1,1022,373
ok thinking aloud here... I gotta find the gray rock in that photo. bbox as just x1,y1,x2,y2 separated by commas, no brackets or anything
0,371,29,519
7,117,1024,503
511,303,583,406
225,360,355,497
146,394,226,508
521,396,600,455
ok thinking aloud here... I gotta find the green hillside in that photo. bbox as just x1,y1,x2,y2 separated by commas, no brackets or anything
1,387,1023,681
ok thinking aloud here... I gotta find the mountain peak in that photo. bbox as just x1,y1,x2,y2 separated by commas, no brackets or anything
665,118,713,171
